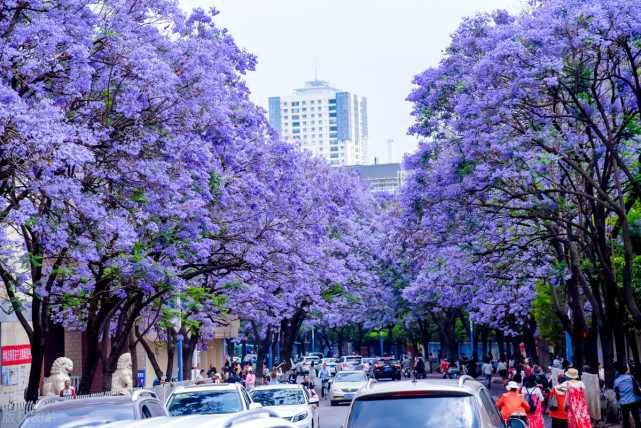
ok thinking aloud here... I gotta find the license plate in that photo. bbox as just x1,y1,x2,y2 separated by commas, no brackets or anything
345,394,355,398
385,367,392,371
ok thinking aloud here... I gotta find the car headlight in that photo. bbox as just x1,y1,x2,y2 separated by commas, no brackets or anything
332,386,340,392
292,411,309,422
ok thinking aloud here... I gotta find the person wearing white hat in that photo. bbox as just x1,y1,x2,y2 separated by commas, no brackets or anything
497,381,531,421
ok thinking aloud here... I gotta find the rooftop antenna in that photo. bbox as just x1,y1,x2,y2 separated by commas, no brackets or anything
314,57,317,81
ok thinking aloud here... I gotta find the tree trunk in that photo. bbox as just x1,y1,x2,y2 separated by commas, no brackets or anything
481,325,488,362
129,329,139,388
166,328,176,380
136,332,163,380
78,321,103,395
496,329,505,360
181,329,200,381
279,312,305,372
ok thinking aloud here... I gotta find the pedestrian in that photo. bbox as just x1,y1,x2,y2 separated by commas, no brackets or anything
246,368,256,390
614,361,641,428
562,368,591,428
468,355,479,379
288,368,297,384
483,358,494,389
497,381,530,421
520,374,545,428
549,374,569,428
416,355,425,379
598,363,604,387
498,358,508,384
309,361,316,385
459,354,468,376
553,356,563,369
269,368,279,385
441,357,449,377
59,380,76,399
196,369,205,380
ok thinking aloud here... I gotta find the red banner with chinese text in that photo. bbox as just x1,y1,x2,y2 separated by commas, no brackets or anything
2,344,32,365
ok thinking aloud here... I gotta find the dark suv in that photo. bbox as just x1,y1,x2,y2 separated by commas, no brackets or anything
371,357,401,380
19,390,169,428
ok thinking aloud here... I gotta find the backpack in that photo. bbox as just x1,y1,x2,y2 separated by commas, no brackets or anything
523,387,537,413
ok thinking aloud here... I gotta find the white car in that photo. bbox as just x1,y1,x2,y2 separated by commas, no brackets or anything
329,370,369,406
102,409,297,428
250,384,319,428
335,355,364,373
165,383,260,419
294,356,321,376
321,358,337,376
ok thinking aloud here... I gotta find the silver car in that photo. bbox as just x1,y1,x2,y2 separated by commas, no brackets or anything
343,375,506,428
295,356,321,376
249,384,319,428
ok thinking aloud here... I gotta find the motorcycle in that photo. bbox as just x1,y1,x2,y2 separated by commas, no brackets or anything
321,378,329,399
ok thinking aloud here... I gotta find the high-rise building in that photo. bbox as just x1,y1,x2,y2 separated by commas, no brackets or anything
268,80,369,166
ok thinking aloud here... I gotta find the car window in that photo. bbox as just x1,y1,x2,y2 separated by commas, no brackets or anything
479,388,504,427
145,400,167,416
242,388,252,407
346,396,481,428
335,372,367,382
251,388,306,406
141,404,153,418
19,404,135,428
166,390,243,416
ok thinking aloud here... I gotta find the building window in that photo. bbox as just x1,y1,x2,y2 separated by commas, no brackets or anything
292,122,300,127
303,121,307,125
330,147,338,152
292,129,300,134
329,99,336,104
282,102,288,106
293,108,300,113
292,115,299,120
283,109,288,112
302,101,306,105
292,102,299,106
330,140,338,145
283,116,288,120
302,108,307,112
303,115,307,118
319,134,323,138
329,105,336,111
318,100,322,103
319,127,323,131
330,153,339,158
312,127,316,131
330,126,337,131
329,113,336,118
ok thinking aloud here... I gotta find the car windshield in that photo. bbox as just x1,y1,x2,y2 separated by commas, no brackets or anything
166,390,243,416
324,359,336,364
346,396,481,428
19,404,134,428
251,388,305,406
335,372,367,382
347,357,362,363
305,357,319,362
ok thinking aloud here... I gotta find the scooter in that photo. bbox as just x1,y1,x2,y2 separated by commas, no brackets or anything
321,378,329,400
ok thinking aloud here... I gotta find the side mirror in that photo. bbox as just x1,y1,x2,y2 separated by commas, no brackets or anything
309,397,319,405
248,402,262,409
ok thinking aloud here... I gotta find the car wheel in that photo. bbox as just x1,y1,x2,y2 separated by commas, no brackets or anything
331,400,337,406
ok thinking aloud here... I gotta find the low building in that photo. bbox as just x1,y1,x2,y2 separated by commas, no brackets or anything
344,162,406,194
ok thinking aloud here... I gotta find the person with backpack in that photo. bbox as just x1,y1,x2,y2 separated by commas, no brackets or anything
519,374,545,428
549,374,569,428
614,361,641,428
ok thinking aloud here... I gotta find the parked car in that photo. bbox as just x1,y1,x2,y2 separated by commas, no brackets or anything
370,357,401,380
19,390,168,428
329,370,368,406
102,409,298,428
165,383,260,418
249,384,319,428
322,358,337,376
342,375,506,427
335,355,364,373
308,352,324,360
294,356,321,376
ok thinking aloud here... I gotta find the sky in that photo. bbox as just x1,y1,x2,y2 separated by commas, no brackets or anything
178,0,523,163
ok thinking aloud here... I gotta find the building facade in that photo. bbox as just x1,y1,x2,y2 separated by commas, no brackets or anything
345,162,406,194
269,80,369,166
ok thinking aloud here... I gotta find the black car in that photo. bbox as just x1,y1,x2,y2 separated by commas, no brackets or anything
19,390,169,428
372,357,401,380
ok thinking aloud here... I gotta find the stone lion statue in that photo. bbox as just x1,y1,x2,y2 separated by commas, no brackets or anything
112,353,133,392
42,357,73,396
